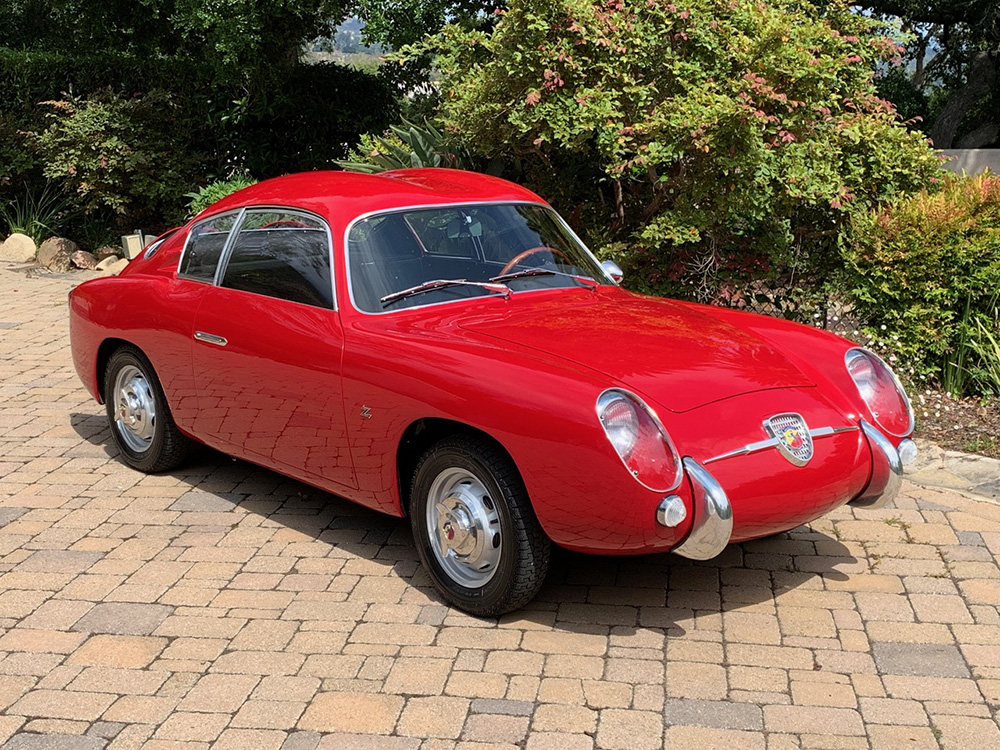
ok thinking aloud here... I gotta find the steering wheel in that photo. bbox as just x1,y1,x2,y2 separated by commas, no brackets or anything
499,246,573,275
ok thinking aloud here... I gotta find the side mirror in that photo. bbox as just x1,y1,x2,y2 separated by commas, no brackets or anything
602,260,624,284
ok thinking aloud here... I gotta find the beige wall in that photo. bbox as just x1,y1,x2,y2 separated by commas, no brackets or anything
940,149,1000,175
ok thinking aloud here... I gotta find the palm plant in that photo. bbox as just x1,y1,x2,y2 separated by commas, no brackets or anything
0,183,71,242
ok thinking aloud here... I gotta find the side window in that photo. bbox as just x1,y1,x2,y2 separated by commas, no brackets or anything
220,210,333,309
179,213,239,282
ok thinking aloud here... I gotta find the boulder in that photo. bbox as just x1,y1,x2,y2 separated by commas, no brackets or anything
70,250,99,270
0,233,37,263
95,246,120,261
96,257,129,277
36,237,79,272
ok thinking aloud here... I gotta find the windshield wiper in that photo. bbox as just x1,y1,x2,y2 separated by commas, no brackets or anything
380,279,511,307
489,268,599,290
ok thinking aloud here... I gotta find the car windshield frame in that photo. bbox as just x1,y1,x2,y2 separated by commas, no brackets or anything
344,200,613,315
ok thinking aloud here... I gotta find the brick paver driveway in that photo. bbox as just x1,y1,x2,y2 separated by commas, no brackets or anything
1,268,999,750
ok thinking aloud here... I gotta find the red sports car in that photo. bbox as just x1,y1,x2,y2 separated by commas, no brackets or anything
69,169,917,615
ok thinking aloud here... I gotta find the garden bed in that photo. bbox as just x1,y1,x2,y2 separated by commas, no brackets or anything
915,388,1000,459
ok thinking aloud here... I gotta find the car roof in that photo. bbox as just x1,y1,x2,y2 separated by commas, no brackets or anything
197,168,548,228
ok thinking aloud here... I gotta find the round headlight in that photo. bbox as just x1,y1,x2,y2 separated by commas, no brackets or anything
597,392,639,458
596,389,682,492
845,348,914,437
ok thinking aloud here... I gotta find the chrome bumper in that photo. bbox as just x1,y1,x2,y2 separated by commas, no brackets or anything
667,420,914,558
671,457,733,560
849,420,913,510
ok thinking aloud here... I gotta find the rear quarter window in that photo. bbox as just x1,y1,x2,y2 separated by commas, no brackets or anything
178,212,240,282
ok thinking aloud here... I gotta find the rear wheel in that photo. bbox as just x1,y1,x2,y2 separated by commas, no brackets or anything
104,345,190,473
410,434,550,616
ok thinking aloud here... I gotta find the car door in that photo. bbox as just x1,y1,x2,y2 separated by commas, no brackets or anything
190,208,356,491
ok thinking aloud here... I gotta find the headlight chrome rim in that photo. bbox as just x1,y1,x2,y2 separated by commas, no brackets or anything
845,347,915,438
596,387,683,493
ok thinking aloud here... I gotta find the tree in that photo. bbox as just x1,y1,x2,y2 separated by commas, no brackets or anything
861,0,1000,147
356,0,501,50
405,0,940,310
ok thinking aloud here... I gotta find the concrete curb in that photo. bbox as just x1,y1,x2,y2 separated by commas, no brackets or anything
904,438,1000,505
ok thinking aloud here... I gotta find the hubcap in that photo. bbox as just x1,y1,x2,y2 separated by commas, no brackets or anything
113,365,156,453
426,468,502,588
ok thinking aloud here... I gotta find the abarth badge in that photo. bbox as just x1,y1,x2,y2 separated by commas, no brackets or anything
764,413,813,467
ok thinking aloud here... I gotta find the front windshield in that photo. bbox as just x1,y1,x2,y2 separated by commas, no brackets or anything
347,203,611,312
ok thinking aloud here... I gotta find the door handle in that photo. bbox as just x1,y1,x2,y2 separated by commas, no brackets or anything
194,331,228,347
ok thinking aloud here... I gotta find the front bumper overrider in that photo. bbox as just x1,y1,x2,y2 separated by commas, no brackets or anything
665,419,916,559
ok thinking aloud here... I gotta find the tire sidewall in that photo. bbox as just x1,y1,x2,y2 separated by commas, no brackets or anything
104,348,167,472
411,442,523,613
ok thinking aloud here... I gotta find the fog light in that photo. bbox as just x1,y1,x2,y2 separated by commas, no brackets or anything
656,495,687,527
897,438,918,467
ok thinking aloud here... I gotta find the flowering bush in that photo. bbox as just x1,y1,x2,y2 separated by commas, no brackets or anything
843,174,1000,397
404,0,940,311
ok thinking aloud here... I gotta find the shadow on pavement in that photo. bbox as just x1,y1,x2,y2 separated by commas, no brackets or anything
71,410,857,636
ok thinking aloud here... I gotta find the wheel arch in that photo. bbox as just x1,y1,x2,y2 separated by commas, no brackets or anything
95,337,138,404
395,417,521,516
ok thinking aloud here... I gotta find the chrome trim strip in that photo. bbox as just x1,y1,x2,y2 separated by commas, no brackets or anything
849,420,903,509
702,425,858,465
672,458,733,560
193,331,228,347
343,200,613,316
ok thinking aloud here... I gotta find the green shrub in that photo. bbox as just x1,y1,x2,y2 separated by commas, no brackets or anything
0,49,398,229
29,89,197,226
401,0,940,315
842,173,1000,396
186,175,258,216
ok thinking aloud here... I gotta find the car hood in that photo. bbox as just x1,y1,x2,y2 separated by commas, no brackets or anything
458,289,815,412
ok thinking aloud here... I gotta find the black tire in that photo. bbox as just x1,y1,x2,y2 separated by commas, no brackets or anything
410,433,550,616
103,345,191,473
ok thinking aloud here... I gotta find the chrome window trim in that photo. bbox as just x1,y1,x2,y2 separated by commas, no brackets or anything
177,208,246,285
594,387,684,493
844,347,915,438
215,206,337,311
342,200,614,316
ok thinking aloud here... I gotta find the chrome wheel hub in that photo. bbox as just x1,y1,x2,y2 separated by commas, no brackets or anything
113,365,156,453
426,468,502,588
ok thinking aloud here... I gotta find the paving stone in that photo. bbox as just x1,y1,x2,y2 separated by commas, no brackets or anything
168,491,241,512
3,270,1000,750
469,698,534,716
1,735,107,750
16,551,103,574
663,699,764,730
0,508,28,527
71,603,172,635
298,692,404,734
871,642,970,678
280,732,321,750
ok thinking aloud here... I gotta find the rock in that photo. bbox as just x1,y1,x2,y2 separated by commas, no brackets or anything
95,246,120,261
71,250,99,270
96,257,129,277
37,237,79,272
0,233,37,263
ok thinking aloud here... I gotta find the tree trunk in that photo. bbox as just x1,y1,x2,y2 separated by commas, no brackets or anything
956,122,1000,148
930,50,998,148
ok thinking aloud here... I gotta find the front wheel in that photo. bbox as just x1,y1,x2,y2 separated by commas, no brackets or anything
410,434,550,616
104,345,191,473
